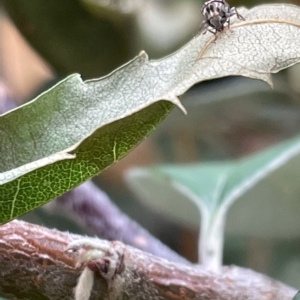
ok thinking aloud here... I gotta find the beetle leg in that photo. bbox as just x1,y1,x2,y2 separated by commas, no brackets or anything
208,29,217,35
235,7,245,20
227,16,231,30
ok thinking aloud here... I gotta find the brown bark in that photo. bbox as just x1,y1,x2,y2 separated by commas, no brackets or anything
0,220,297,300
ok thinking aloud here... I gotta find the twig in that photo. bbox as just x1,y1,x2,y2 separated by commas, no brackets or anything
0,220,297,300
56,181,190,265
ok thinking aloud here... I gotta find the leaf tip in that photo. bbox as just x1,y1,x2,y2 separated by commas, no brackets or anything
138,50,149,60
268,80,274,89
172,97,187,115
264,76,273,89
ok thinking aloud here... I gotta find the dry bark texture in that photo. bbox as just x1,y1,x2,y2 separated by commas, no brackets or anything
0,220,297,300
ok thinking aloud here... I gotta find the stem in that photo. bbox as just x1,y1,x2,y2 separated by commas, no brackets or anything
199,209,226,272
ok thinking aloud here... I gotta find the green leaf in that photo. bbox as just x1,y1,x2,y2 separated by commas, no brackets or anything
0,53,180,224
125,135,300,270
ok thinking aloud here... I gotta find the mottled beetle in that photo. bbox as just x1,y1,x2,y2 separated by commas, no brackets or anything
200,0,245,35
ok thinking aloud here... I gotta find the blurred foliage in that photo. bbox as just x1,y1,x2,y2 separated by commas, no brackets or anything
154,74,300,161
293,291,300,300
3,0,132,78
126,134,300,270
3,0,200,78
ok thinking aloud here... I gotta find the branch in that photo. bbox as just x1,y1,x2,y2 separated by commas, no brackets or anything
56,181,190,265
0,220,297,300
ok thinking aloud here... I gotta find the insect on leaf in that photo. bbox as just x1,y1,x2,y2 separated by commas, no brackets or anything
196,4,300,86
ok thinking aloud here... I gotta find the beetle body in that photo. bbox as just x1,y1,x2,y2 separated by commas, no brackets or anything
200,0,244,35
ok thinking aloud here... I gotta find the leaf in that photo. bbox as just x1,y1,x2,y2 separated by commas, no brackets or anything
0,54,181,224
125,135,300,270
1,4,300,224
195,4,300,86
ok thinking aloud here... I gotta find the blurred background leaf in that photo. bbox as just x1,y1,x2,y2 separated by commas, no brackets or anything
2,0,200,78
2,0,132,78
125,135,300,270
292,291,300,300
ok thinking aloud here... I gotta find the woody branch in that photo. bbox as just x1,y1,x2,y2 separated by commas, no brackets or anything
0,220,297,300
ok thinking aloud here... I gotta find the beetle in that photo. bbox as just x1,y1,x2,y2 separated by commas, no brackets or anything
200,0,245,35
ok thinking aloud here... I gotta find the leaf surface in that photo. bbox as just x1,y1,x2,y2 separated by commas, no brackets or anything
195,4,300,86
0,54,179,223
